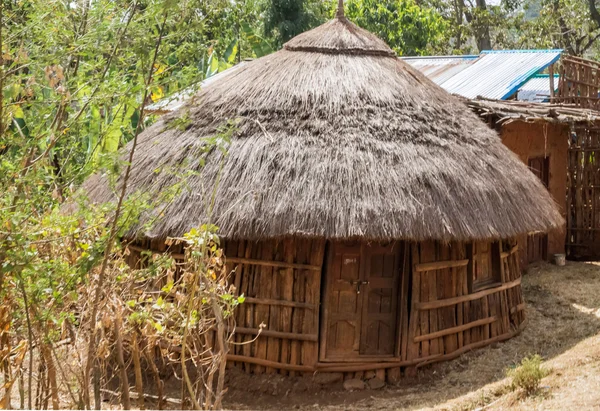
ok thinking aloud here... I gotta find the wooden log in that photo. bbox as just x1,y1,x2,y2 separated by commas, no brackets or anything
500,245,519,259
399,243,411,361
231,327,318,342
415,277,522,310
549,64,555,98
256,242,273,373
406,243,421,361
415,259,469,272
416,319,528,369
440,243,458,354
482,294,490,341
303,239,325,373
414,317,498,343
510,303,526,315
242,242,254,372
455,244,466,349
266,242,282,374
386,367,401,385
279,238,295,375
226,355,314,372
233,241,246,363
248,242,262,372
423,242,439,356
227,257,321,271
315,353,443,372
289,241,306,376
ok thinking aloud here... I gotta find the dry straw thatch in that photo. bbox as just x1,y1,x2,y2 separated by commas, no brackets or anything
83,12,563,242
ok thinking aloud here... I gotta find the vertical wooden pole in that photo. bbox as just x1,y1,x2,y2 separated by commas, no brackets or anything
549,64,555,100
406,243,421,361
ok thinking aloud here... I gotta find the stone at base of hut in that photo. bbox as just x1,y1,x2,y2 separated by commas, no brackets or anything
313,373,344,385
367,377,386,390
343,379,366,391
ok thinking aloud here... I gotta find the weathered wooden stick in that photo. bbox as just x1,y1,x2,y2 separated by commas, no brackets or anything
415,320,527,368
414,316,497,343
415,259,469,272
416,277,521,310
510,303,526,314
114,312,131,410
226,355,314,372
227,257,321,271
243,297,316,309
131,333,144,410
100,389,181,406
231,327,318,342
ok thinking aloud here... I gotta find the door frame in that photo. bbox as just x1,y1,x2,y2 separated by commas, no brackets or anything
318,240,405,362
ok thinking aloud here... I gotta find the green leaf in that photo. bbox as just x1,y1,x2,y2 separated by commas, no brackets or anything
161,281,174,293
206,52,220,78
102,128,122,153
240,22,274,58
224,39,238,64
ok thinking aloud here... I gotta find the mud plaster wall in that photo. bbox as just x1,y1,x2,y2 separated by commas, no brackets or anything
500,121,568,266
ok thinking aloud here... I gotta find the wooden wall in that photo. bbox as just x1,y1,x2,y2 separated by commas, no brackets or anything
127,237,525,380
222,238,326,374
500,120,568,265
406,240,525,367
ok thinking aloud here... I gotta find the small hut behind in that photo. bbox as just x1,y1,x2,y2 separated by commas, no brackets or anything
83,4,563,380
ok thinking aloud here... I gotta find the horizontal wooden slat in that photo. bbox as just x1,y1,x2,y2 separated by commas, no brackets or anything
510,303,526,315
227,355,314,372
127,245,323,271
243,297,317,310
231,327,318,342
415,259,469,272
415,319,528,368
500,244,519,258
414,316,497,343
315,353,443,372
415,277,522,310
226,257,321,271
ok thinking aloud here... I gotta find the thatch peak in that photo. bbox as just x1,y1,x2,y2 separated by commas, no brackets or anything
283,16,395,57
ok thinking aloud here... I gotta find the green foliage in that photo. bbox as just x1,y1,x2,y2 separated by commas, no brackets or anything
507,354,549,396
263,0,327,47
345,0,449,55
515,0,600,56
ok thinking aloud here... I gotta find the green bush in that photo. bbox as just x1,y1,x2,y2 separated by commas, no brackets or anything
507,354,548,396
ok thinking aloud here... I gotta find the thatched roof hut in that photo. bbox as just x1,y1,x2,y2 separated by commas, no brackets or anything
83,3,562,379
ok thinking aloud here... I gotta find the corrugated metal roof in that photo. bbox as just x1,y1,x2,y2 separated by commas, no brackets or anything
402,55,477,85
403,49,562,100
517,74,559,102
147,61,248,114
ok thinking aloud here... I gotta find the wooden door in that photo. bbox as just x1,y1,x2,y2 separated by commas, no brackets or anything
359,243,402,356
321,242,402,361
322,243,363,360
528,157,550,263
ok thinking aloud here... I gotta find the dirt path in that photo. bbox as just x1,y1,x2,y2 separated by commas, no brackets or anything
224,261,600,410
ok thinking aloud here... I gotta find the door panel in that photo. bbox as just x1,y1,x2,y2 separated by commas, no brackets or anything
359,243,402,356
324,244,363,359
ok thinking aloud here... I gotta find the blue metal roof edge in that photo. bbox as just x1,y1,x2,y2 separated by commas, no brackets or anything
499,52,563,100
529,74,559,78
481,49,563,54
401,55,479,60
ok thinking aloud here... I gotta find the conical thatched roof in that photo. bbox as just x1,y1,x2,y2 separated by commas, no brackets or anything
83,13,563,242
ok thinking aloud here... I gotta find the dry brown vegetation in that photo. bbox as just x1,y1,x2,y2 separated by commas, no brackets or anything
220,260,600,410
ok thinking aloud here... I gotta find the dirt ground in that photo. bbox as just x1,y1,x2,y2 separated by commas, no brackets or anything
222,260,600,410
